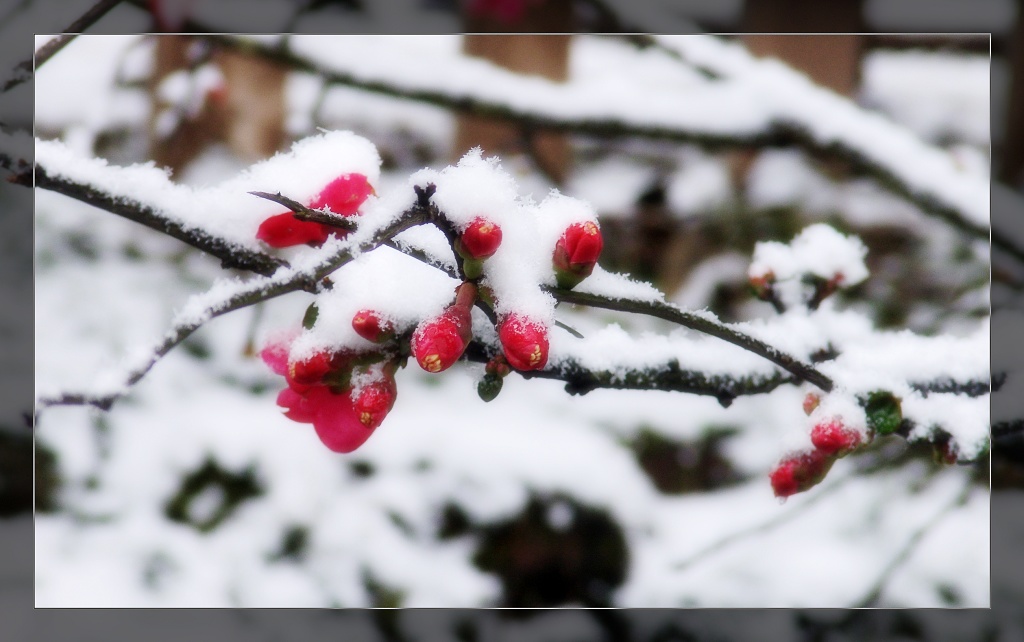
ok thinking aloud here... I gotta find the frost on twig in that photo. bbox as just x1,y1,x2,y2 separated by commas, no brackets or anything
33,133,990,467
194,33,1006,258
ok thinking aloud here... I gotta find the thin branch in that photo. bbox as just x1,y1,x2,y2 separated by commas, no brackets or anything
671,454,896,573
849,478,974,608
34,165,288,276
34,194,434,417
2,0,124,93
249,191,357,231
910,378,991,397
198,34,1006,260
462,341,795,405
548,287,834,393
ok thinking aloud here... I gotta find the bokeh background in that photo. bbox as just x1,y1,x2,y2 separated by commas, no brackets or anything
3,0,1021,636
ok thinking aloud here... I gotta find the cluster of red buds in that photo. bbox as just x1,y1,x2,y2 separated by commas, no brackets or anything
256,173,374,248
258,196,605,452
769,395,869,499
261,332,398,453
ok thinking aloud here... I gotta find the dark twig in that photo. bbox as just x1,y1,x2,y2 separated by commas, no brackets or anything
548,287,835,393
35,197,434,417
2,0,124,93
850,479,973,608
461,341,795,404
34,165,288,276
249,191,357,231
198,34,1005,259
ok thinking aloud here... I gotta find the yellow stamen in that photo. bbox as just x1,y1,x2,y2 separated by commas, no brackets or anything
360,412,373,426
529,345,542,366
422,354,443,373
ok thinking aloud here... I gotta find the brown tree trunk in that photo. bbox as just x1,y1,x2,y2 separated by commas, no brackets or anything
455,1,573,184
147,36,287,178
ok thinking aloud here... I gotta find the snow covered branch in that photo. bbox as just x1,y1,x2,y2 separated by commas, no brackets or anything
34,191,434,417
35,164,289,276
198,34,1003,258
3,0,124,93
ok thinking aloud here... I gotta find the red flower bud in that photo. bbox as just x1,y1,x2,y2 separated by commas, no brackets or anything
749,271,775,300
257,212,330,248
457,217,503,260
485,354,511,378
287,351,335,387
498,314,549,371
810,419,862,457
802,393,821,416
260,330,300,376
276,385,376,452
352,309,395,343
309,173,374,216
411,306,473,373
553,221,602,289
769,449,834,498
309,386,376,453
352,377,398,429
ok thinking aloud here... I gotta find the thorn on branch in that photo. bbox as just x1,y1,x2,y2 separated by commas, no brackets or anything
414,182,436,208
248,190,356,231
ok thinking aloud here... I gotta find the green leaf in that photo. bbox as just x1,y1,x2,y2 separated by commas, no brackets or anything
302,303,319,329
477,373,503,402
864,391,902,435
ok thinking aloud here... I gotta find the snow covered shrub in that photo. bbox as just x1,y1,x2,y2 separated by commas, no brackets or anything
31,34,993,608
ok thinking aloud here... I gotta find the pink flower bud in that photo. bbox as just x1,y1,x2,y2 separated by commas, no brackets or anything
457,217,503,260
411,306,473,373
260,329,301,376
769,449,834,498
352,309,395,343
308,387,376,453
309,173,374,216
352,377,398,429
810,419,862,456
287,351,335,387
498,314,549,371
257,212,330,248
553,221,603,289
802,393,821,416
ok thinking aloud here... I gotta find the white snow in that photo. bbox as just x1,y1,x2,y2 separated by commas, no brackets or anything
33,33,991,611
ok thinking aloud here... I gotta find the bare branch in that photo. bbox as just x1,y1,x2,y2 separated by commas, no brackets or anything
548,287,834,393
34,196,434,417
249,191,357,231
850,478,974,608
198,34,1006,260
2,0,124,93
35,165,289,276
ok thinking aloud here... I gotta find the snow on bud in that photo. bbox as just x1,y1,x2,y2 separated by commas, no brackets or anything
352,309,395,343
810,419,862,457
553,221,603,289
309,173,374,216
256,212,330,248
257,173,373,248
352,377,397,429
411,305,473,373
287,350,335,388
457,217,503,260
498,314,549,371
769,449,834,499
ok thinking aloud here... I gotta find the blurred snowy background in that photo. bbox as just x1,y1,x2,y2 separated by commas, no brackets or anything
32,27,993,610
